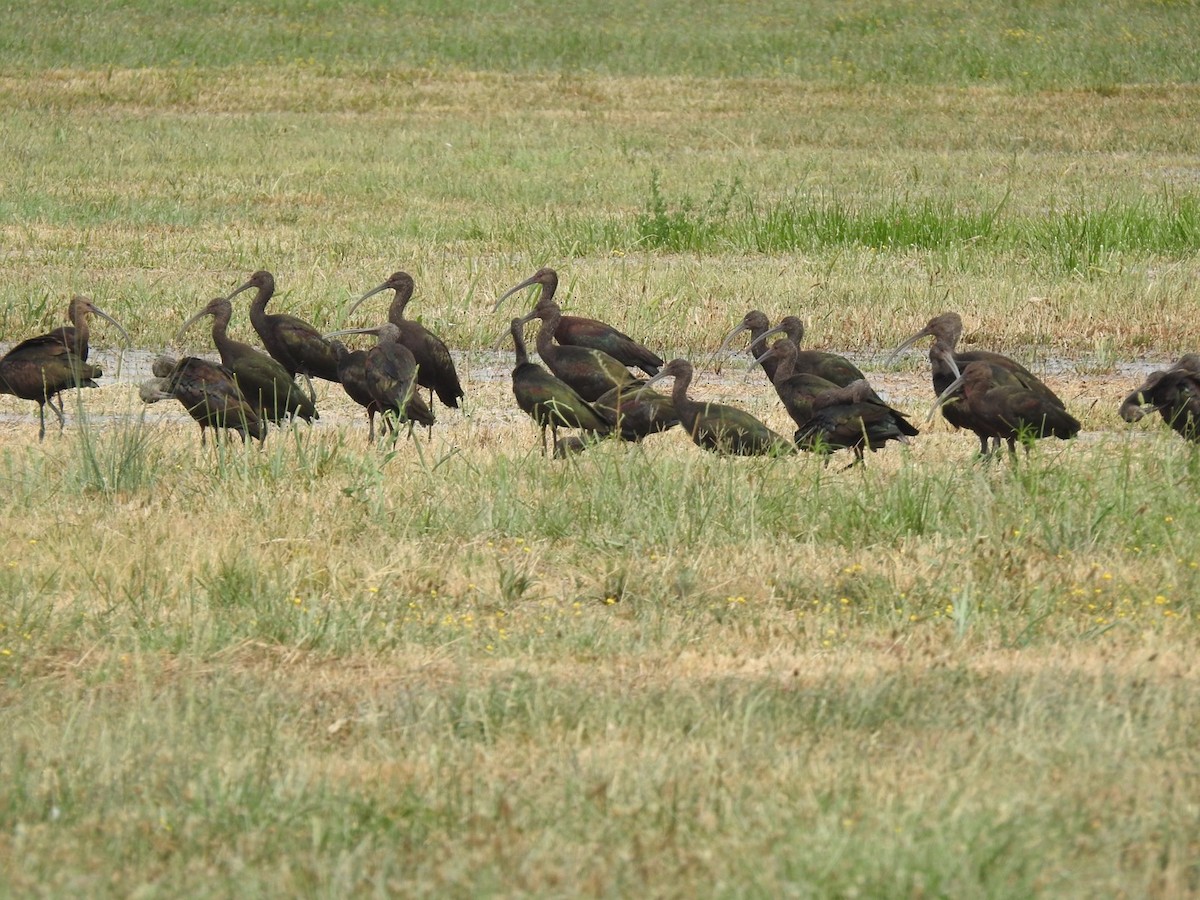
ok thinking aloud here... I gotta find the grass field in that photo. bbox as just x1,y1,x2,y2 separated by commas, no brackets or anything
3,2,1200,896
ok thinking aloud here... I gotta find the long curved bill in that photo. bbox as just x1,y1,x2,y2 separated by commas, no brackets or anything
927,372,967,422
174,307,213,343
714,323,787,375
752,343,779,368
492,273,543,313
884,325,938,367
715,320,751,359
323,326,381,341
640,369,672,392
494,318,526,351
90,304,131,347
346,282,391,320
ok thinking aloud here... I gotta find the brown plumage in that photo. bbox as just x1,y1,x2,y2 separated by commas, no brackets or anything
718,310,866,386
517,297,641,402
932,359,1080,454
794,379,918,465
176,297,317,424
642,358,794,457
891,312,1071,455
140,355,266,445
1119,358,1200,442
496,267,663,375
756,339,916,465
226,270,340,396
324,324,435,439
349,271,464,409
41,295,129,361
506,317,609,456
329,340,381,442
0,296,127,440
591,383,680,443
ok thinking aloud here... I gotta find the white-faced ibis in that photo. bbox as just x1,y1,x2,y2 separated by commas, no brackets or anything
348,271,464,410
505,317,609,456
226,270,340,399
591,382,680,442
140,355,266,445
642,358,794,456
495,267,663,375
42,295,130,361
515,297,641,402
0,295,128,440
931,359,1080,454
890,312,1072,455
176,297,317,424
1119,358,1200,442
718,310,866,386
754,339,916,465
328,340,382,442
324,324,435,439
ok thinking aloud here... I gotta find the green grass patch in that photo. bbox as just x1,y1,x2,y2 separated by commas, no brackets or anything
2,0,1198,88
624,174,1200,272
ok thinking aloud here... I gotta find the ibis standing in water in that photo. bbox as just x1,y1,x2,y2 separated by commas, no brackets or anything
496,267,663,375
348,271,464,410
226,270,340,400
642,358,793,457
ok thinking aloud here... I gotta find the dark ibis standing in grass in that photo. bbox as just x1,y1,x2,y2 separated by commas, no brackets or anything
794,379,919,465
328,340,382,442
496,267,663,375
140,356,266,445
504,317,609,456
755,339,916,465
348,271,464,410
0,336,102,440
515,297,641,402
324,324,435,440
176,297,317,424
591,382,680,443
0,295,127,440
226,270,340,400
718,310,866,386
642,358,793,457
930,359,1080,455
1119,358,1200,442
890,311,1072,455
